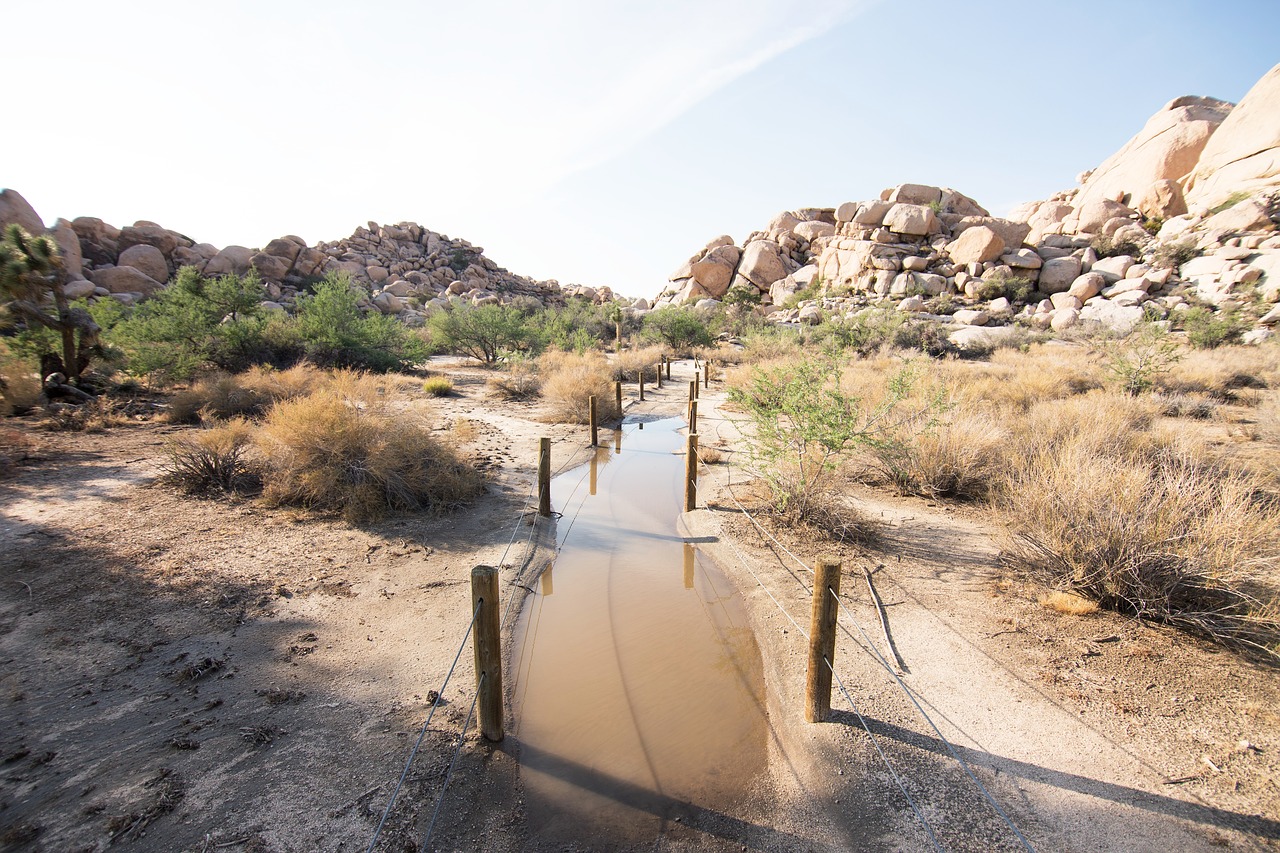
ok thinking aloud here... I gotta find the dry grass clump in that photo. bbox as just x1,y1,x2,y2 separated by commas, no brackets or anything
0,427,38,477
858,414,1009,501
159,419,259,495
0,363,42,416
1002,438,1280,658
255,391,483,522
539,350,621,424
487,361,541,400
169,364,321,424
1038,591,1099,616
421,377,454,397
38,398,130,432
611,346,665,382
697,445,724,465
1158,346,1272,403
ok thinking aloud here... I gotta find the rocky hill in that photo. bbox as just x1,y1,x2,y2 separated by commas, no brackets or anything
657,62,1280,343
0,192,622,326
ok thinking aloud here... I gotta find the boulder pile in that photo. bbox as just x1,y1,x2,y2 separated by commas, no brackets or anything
0,192,601,326
656,62,1280,344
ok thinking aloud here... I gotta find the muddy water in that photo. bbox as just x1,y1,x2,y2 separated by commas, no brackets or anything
512,417,767,845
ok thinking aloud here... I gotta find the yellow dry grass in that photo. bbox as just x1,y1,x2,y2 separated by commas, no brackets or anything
1037,591,1099,616
539,350,621,423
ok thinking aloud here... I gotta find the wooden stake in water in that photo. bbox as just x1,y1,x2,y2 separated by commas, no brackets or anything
471,565,504,742
589,395,598,447
805,557,842,723
684,432,698,512
538,437,551,518
614,380,622,417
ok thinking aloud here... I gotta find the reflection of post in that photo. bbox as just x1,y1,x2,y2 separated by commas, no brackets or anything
683,543,695,590
471,565,504,741
805,557,842,723
684,432,698,512
613,429,622,453
590,448,598,496
589,395,598,447
538,437,551,518
540,566,554,596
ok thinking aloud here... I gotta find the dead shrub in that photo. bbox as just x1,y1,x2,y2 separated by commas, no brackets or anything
487,361,541,400
255,391,483,522
539,350,620,424
38,398,128,432
159,419,260,495
611,346,665,382
697,445,724,465
169,364,321,424
1002,440,1280,659
858,414,1008,501
0,364,42,416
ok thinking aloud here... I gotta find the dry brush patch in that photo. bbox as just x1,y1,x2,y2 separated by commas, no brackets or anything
538,350,621,424
168,364,322,423
611,345,665,382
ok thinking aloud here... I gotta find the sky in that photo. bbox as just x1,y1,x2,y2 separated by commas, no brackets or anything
3,0,1278,299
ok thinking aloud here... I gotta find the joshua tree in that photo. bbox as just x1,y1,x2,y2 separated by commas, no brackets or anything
0,223,100,386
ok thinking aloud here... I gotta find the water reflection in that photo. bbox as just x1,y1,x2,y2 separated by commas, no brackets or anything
513,417,767,847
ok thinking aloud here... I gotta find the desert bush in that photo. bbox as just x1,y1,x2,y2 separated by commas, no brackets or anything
36,397,129,432
859,414,1008,501
975,275,1034,303
641,306,717,354
0,427,38,476
159,419,259,495
422,377,454,397
538,350,620,424
1002,442,1280,659
1038,591,1099,616
612,346,665,382
729,356,937,530
0,360,42,416
168,364,321,424
1103,322,1183,395
429,303,538,363
487,360,541,400
1090,234,1143,259
294,273,427,372
255,391,482,522
1179,306,1246,349
1152,240,1199,270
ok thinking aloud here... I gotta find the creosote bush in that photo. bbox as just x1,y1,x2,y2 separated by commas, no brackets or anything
168,364,321,424
255,390,482,522
159,419,259,495
487,361,540,400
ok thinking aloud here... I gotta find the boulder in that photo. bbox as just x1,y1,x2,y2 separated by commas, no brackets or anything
0,188,44,234
1001,248,1043,269
1038,256,1083,293
794,220,836,242
797,304,823,325
883,203,938,236
1091,255,1135,283
252,252,293,281
1201,198,1275,233
1184,62,1280,208
690,248,737,298
897,295,926,313
70,216,121,265
1050,292,1083,311
734,240,789,290
117,223,187,257
1068,272,1106,301
952,217,1031,251
835,202,860,223
946,226,1005,265
117,244,169,283
1050,307,1081,330
261,237,304,264
952,309,989,326
63,279,97,299
853,201,893,227
1080,299,1144,332
88,265,165,295
1075,95,1231,213
204,245,255,277
888,184,943,206
1134,179,1188,219
49,219,84,280
1074,199,1135,234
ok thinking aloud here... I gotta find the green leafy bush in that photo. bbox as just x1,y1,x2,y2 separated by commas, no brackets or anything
294,273,427,371
1104,323,1183,395
641,307,717,353
429,303,538,363
1180,306,1246,349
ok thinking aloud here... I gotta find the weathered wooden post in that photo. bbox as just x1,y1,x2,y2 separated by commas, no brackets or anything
688,380,697,403
639,370,645,402
471,565,504,742
655,362,663,389
684,433,698,512
805,557,842,723
589,395,598,447
538,437,551,518
665,356,672,381
704,362,711,389
614,380,622,417
688,398,698,434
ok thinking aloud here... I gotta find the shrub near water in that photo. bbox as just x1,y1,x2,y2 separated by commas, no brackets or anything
538,350,620,423
255,390,482,522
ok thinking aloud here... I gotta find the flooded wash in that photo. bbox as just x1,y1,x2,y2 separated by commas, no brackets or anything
512,417,767,845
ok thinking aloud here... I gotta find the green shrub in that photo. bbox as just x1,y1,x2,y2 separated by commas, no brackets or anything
1208,191,1250,216
1152,240,1199,270
1091,234,1143,259
641,306,717,354
1104,323,1183,395
422,377,454,396
1181,306,1246,349
428,303,538,363
294,273,427,372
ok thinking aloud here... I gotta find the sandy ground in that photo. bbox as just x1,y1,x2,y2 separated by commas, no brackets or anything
0,359,1277,852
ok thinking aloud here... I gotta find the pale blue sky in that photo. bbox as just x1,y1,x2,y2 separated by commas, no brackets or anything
3,1,1277,298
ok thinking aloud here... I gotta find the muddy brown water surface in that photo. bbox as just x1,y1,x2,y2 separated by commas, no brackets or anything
512,416,767,847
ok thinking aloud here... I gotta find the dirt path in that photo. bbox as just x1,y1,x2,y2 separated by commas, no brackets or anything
1,359,1276,852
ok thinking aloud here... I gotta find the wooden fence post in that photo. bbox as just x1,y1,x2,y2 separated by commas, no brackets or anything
589,395,598,447
471,565,504,742
704,362,712,389
805,557,842,723
666,356,672,381
688,398,698,434
655,362,662,389
688,380,697,403
684,432,698,512
538,437,551,518
639,370,645,402
614,380,622,417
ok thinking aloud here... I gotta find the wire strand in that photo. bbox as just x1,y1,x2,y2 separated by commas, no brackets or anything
421,674,484,851
366,600,483,853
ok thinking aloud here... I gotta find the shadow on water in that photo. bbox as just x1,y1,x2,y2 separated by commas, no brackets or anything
512,417,770,847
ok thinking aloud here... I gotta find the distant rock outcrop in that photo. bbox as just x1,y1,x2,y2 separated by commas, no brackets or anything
1184,63,1280,209
0,189,605,325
